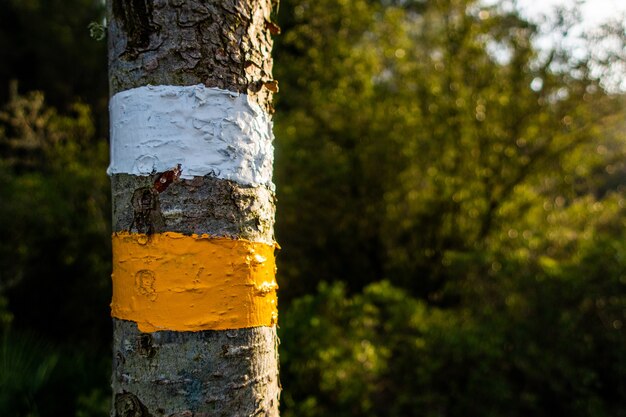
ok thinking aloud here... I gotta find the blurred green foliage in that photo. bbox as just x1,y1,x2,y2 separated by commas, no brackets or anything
281,226,626,416
0,0,625,416
274,0,625,415
274,0,626,300
0,85,110,415
1,331,59,415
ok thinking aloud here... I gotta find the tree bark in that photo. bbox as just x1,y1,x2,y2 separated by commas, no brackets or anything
107,1,280,416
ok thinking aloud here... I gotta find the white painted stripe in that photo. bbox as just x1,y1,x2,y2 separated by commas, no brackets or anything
107,85,274,188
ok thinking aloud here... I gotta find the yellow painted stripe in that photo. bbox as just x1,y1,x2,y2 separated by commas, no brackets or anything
111,232,278,333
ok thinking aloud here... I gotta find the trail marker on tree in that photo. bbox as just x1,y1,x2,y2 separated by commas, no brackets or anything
107,1,280,415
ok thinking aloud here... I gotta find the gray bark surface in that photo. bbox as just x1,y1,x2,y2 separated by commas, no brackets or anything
113,319,280,417
111,174,275,243
108,1,280,416
108,0,276,111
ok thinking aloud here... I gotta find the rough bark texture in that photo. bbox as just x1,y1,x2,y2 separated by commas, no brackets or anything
113,319,280,417
108,1,280,416
111,174,275,243
108,0,276,111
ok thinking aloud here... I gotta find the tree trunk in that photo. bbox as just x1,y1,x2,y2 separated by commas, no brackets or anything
106,1,280,416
